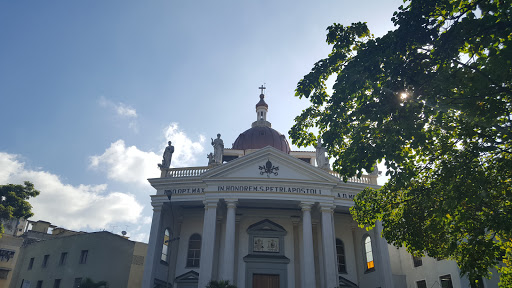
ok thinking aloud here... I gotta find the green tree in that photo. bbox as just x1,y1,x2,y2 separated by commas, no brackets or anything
0,181,40,236
79,278,109,288
205,280,237,288
289,0,511,286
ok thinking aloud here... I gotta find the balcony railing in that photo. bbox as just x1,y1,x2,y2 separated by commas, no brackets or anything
328,171,377,185
165,166,211,178
163,166,377,185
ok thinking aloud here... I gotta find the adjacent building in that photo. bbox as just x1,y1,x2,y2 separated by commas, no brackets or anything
0,218,28,288
7,221,147,288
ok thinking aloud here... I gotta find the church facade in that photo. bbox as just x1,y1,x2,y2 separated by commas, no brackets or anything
142,90,488,288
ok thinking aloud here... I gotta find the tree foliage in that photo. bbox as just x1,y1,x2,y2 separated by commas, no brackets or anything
0,181,39,236
289,0,511,285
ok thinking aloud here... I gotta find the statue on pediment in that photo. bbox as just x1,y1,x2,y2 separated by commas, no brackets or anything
211,134,224,164
207,153,215,165
158,141,174,169
316,138,330,170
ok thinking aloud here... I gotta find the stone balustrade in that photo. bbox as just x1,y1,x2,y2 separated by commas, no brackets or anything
328,171,377,185
165,166,211,177
163,166,378,185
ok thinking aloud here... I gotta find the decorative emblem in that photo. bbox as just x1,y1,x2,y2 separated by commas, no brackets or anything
259,159,279,177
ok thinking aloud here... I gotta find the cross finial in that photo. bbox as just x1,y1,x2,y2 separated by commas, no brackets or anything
259,84,266,95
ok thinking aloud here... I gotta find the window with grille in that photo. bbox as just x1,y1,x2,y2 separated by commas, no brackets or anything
363,235,375,272
161,229,170,262
0,269,9,279
186,234,201,267
440,274,454,288
416,280,427,288
59,252,67,265
28,257,34,270
79,250,88,264
42,255,49,268
412,255,423,267
336,238,346,273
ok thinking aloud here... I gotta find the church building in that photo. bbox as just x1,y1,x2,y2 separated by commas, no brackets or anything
142,88,483,288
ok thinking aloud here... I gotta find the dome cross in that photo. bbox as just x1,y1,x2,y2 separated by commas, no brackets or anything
259,84,266,95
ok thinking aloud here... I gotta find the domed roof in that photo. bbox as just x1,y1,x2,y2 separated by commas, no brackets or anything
232,126,291,153
256,94,268,108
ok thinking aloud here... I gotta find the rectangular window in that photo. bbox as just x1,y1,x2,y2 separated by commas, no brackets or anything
73,278,82,288
0,269,9,279
440,274,454,288
28,257,34,270
59,252,67,265
36,281,43,288
412,255,423,267
79,250,88,264
416,280,427,288
0,249,15,262
42,255,49,268
53,279,61,288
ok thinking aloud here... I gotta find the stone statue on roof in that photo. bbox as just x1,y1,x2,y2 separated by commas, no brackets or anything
207,152,215,165
316,138,330,170
211,134,224,164
370,163,380,175
158,141,174,170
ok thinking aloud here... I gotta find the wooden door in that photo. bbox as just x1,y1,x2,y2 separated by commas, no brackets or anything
252,274,279,288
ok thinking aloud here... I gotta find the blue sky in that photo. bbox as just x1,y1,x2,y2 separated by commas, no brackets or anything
0,0,403,242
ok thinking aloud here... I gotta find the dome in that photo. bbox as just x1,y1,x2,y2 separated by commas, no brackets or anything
232,126,291,154
256,94,268,108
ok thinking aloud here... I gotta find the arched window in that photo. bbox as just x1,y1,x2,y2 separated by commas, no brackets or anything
186,234,201,267
336,238,347,273
363,235,374,271
161,229,170,262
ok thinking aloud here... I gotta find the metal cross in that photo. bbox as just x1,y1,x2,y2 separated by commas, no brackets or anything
259,85,266,95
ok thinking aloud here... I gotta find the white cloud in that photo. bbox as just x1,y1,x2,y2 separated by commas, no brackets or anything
89,123,206,187
116,104,137,118
98,96,138,132
89,140,161,187
164,122,206,167
0,152,144,231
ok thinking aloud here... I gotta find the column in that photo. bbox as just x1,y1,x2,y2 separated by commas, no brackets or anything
198,199,219,288
221,199,237,282
300,202,316,288
374,221,394,288
320,203,338,288
142,202,164,288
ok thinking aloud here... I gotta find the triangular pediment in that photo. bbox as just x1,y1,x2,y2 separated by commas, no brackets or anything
201,146,340,184
175,270,199,283
339,275,358,287
247,219,287,235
